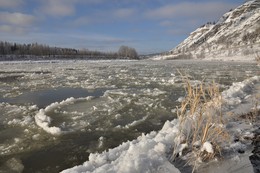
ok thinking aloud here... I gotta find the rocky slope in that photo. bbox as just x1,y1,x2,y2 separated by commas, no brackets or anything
168,0,260,61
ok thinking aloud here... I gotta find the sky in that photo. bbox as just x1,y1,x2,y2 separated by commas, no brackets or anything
0,0,244,54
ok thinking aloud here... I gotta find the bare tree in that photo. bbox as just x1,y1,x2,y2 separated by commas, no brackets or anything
118,45,138,59
0,41,140,60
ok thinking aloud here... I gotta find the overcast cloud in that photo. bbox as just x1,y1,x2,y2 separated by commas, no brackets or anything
0,0,24,9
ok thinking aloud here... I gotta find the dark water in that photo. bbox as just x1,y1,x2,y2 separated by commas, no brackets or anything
21,129,138,173
0,88,106,108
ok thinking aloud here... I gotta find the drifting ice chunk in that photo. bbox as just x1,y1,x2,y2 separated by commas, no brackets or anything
35,109,62,135
222,76,260,105
34,96,93,135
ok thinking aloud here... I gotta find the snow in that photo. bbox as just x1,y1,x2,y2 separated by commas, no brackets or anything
201,142,214,154
62,120,181,173
222,76,260,105
62,76,260,173
7,115,33,126
122,115,149,129
173,143,188,156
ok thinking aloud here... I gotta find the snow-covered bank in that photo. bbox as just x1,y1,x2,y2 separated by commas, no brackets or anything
61,76,260,173
150,54,257,62
62,120,182,173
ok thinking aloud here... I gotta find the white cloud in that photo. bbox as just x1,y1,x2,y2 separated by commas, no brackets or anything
0,30,126,49
146,1,240,37
160,20,175,27
0,12,36,26
73,16,91,26
0,0,23,8
0,24,28,35
39,0,78,17
72,7,137,26
145,2,238,20
0,12,36,35
66,33,126,44
71,15,102,27
113,8,136,19
77,0,105,4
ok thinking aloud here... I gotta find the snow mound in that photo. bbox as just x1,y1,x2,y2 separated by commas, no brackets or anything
201,141,214,154
61,120,181,173
222,76,260,105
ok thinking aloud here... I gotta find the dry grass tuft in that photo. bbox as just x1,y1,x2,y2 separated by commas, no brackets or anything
241,94,260,123
172,73,230,172
255,54,260,64
253,94,260,119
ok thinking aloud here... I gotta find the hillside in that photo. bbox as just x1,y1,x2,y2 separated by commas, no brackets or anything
159,0,260,61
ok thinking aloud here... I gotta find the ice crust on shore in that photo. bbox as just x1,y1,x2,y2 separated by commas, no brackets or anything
62,120,181,173
222,76,260,105
62,76,260,173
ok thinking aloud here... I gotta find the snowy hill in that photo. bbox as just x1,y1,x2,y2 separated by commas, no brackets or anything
163,0,260,61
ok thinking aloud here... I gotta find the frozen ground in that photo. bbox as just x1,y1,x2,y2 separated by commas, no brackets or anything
0,60,259,172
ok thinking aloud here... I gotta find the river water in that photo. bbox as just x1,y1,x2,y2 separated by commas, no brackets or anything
0,60,259,172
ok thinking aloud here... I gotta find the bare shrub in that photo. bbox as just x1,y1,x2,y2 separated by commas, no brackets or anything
172,74,230,172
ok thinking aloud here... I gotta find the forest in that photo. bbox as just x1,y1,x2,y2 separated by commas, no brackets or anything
0,41,139,61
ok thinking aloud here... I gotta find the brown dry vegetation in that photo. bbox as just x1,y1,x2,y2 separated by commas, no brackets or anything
255,54,260,64
173,74,230,172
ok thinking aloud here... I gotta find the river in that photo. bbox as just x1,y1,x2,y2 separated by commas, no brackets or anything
0,60,259,172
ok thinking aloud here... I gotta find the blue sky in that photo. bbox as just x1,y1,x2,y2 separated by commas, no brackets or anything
0,0,244,54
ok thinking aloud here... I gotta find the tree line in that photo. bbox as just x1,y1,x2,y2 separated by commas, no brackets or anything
0,41,139,60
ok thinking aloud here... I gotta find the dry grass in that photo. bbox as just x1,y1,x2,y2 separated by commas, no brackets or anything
251,96,259,122
255,54,260,64
242,94,260,123
172,74,230,172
